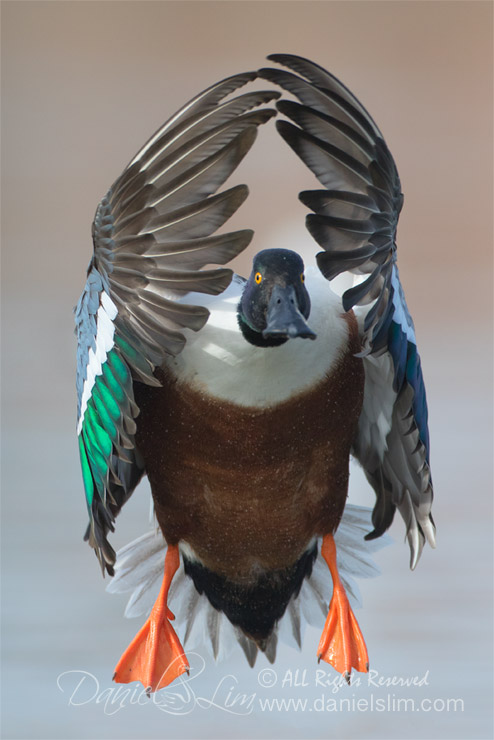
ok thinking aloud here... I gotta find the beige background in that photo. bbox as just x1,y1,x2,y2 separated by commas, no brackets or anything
1,2,492,739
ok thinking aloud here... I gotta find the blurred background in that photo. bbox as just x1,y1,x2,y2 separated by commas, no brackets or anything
1,2,492,739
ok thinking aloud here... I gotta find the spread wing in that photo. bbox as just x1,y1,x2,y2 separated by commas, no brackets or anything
259,54,435,568
76,72,280,574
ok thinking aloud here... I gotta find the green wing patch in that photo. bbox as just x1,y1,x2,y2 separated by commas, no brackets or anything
78,343,143,574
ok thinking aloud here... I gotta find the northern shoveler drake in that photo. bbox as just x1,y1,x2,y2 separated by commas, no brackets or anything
75,54,435,692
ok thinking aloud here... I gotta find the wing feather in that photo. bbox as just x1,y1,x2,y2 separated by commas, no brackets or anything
76,72,279,573
260,54,434,567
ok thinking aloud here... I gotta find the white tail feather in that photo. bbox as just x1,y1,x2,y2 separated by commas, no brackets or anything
107,504,390,663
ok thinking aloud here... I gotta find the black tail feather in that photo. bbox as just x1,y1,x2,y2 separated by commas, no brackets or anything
183,544,318,644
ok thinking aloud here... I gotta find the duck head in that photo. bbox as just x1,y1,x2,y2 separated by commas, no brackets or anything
238,249,317,347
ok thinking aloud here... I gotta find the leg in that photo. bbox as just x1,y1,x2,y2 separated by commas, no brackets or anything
317,534,369,680
113,544,189,692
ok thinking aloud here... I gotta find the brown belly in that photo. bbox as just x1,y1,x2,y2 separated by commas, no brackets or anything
134,332,364,583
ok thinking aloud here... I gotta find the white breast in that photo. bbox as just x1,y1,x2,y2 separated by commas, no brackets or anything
165,267,351,408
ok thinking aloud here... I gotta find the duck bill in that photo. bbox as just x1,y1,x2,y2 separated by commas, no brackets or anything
262,284,317,341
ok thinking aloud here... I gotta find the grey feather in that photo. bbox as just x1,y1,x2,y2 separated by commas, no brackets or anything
262,54,434,568
288,601,302,648
77,70,278,573
236,633,259,668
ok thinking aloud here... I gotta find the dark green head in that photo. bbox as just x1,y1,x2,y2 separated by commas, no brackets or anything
238,248,316,347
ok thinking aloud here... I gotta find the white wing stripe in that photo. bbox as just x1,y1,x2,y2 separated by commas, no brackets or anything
77,292,118,435
100,290,118,320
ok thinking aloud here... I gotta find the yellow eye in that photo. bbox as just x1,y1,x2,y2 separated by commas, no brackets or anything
301,273,305,283
255,272,262,284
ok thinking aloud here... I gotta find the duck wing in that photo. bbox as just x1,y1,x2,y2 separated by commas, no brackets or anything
259,54,434,568
76,72,279,574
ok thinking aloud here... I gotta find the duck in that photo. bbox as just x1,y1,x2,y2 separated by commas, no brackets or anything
75,54,435,693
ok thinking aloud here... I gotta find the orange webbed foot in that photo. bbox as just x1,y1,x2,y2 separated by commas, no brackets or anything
317,534,369,681
113,544,189,693
317,585,369,680
113,609,189,692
